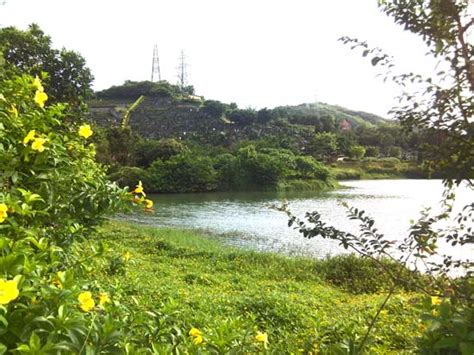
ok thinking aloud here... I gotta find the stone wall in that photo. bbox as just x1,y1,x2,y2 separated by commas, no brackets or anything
129,97,228,141
87,96,314,148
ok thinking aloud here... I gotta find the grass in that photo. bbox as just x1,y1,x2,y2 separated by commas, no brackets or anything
330,159,426,180
94,221,425,353
277,178,339,192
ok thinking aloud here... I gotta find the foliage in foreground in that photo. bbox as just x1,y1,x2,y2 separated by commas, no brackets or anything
283,0,474,353
94,221,425,354
0,69,152,352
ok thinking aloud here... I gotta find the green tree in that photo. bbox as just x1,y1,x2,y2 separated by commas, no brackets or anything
237,145,292,186
96,80,182,99
310,132,338,161
201,100,226,118
348,145,366,160
148,154,218,193
134,138,188,167
336,132,357,155
257,108,277,124
228,108,257,126
0,24,93,108
213,153,239,190
351,0,473,181
318,113,336,132
294,156,331,180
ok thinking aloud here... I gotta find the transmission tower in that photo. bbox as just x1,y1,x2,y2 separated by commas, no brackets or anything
177,50,188,90
151,45,161,82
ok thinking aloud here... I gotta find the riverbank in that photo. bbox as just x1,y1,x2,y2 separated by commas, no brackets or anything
276,177,339,192
94,221,423,353
330,159,426,180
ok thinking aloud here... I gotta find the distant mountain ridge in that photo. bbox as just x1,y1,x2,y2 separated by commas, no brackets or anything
273,102,388,130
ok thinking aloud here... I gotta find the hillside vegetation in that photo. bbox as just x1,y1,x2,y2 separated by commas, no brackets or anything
88,81,437,193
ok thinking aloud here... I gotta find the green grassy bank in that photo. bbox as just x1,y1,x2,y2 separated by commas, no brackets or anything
94,221,424,353
330,159,426,180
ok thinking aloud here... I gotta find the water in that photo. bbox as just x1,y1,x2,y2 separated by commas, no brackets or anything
123,180,473,259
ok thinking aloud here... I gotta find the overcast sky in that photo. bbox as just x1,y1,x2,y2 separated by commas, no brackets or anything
1,0,438,117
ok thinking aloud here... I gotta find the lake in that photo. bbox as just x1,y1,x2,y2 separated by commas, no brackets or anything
122,179,473,260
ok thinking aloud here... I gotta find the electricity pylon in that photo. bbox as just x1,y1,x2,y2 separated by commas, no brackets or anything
151,45,161,82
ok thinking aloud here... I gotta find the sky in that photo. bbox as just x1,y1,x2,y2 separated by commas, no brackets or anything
0,0,439,117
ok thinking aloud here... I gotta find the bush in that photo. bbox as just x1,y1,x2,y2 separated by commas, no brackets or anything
316,254,426,294
148,154,218,193
348,145,366,160
0,71,141,351
213,153,239,190
365,146,380,157
238,146,290,186
134,138,188,167
294,156,331,180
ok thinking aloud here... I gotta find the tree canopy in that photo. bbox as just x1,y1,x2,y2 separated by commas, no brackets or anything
0,24,94,108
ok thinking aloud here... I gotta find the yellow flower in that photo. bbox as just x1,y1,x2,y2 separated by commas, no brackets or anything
0,203,8,223
99,292,110,305
145,199,154,209
0,279,20,305
34,90,48,108
380,309,388,317
31,138,46,152
192,335,203,345
133,181,145,196
123,251,132,261
431,296,442,306
78,291,95,312
33,76,44,91
78,124,93,138
255,331,268,347
23,130,36,144
189,328,202,337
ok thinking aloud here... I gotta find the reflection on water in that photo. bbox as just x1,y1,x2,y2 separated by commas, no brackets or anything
121,180,473,259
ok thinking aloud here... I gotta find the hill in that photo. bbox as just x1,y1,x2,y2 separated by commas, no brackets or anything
275,102,388,129
88,81,389,147
86,81,427,194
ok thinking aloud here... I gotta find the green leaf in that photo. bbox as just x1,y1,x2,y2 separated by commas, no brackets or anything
29,332,41,351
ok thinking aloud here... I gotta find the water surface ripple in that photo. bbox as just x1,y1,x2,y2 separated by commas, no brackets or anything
121,180,473,259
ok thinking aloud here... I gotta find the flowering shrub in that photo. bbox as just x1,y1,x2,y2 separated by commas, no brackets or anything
0,71,135,351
